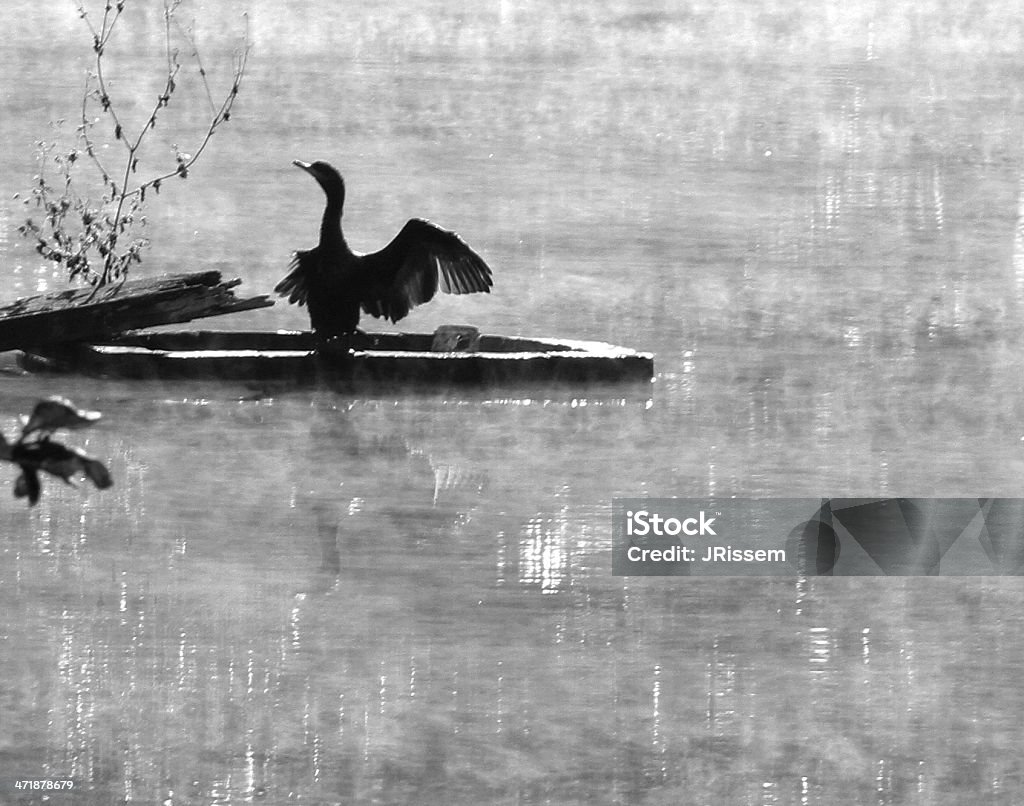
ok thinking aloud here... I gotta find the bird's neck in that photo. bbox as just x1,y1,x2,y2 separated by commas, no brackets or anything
319,194,350,255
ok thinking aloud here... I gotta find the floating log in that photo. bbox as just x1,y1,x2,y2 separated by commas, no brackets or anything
0,270,273,352
18,328,655,387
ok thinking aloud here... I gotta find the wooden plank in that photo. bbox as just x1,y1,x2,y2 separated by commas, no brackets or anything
0,271,272,352
17,329,656,385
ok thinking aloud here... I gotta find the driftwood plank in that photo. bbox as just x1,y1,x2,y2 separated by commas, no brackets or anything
0,270,272,352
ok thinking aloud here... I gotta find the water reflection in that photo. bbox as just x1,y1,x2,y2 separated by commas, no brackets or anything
8,498,1024,804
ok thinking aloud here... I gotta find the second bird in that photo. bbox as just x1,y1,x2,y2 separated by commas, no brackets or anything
275,160,493,338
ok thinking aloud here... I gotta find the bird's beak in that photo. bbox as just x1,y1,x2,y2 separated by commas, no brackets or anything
293,159,313,173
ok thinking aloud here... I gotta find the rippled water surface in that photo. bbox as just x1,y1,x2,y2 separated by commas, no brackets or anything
4,1,1024,803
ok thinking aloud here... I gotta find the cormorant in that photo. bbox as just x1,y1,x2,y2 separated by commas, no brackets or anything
275,160,493,337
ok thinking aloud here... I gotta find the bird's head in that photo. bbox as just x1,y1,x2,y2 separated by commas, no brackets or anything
294,159,345,205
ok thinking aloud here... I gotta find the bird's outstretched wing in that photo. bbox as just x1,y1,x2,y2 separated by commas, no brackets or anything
360,218,492,323
274,248,317,307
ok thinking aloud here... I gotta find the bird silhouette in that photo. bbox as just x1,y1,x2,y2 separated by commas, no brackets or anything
275,160,493,337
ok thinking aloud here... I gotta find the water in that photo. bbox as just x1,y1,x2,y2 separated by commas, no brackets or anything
3,1,1024,803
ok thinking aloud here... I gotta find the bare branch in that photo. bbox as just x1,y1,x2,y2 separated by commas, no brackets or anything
131,15,250,198
78,77,112,186
175,17,217,115
20,0,248,287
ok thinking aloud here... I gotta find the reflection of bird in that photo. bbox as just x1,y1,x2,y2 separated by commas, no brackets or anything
1,432,113,506
275,160,493,337
20,396,101,440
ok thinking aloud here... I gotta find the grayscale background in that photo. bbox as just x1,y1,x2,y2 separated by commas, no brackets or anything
2,2,1024,803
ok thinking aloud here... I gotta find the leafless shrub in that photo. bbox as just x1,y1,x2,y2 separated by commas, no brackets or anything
18,0,250,286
